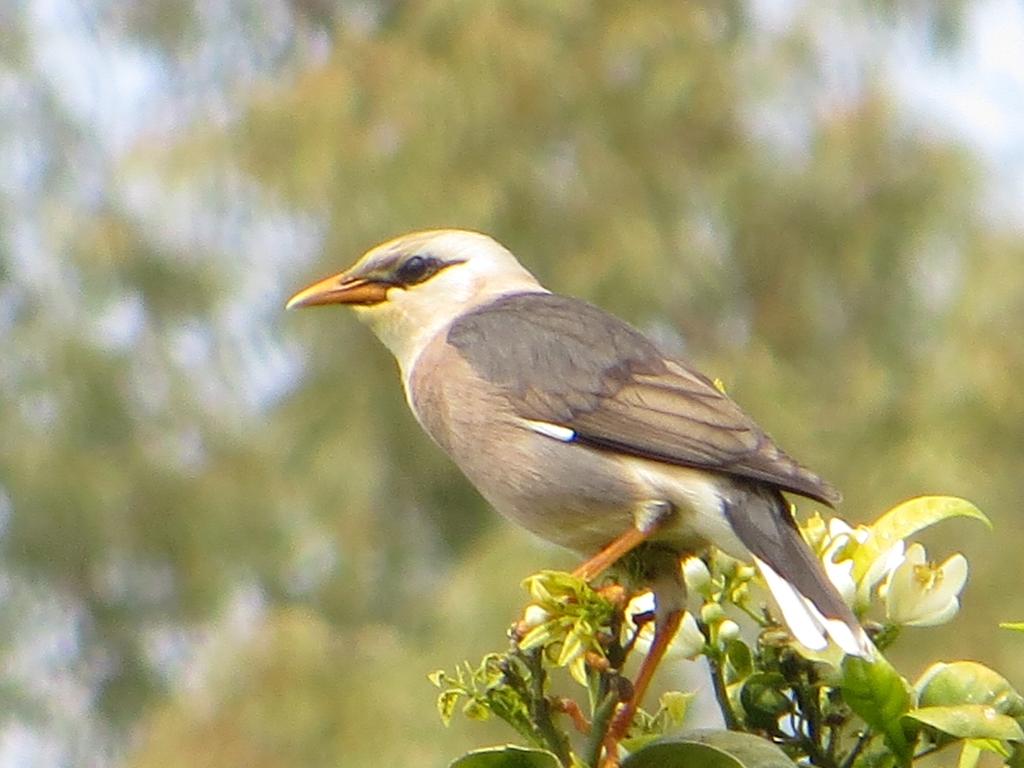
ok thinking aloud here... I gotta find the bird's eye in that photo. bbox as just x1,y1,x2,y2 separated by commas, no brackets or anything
395,254,440,285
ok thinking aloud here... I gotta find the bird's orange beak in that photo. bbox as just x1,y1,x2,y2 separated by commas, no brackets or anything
285,272,390,309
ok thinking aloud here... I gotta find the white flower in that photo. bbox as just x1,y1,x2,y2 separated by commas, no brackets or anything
674,611,707,658
827,518,861,542
821,528,858,607
625,592,705,660
859,541,905,609
818,518,905,612
883,543,969,627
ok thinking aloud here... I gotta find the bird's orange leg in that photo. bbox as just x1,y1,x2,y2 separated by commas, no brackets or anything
604,608,683,753
568,503,681,767
572,500,675,582
571,527,650,582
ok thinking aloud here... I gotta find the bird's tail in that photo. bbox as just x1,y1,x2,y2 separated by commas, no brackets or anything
723,488,874,659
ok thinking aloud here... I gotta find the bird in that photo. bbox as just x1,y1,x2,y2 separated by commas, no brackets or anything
286,229,872,744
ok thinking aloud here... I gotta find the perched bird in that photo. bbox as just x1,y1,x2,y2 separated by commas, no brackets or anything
287,229,872,739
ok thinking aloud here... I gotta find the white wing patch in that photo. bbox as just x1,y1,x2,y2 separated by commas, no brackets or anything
523,419,576,442
754,557,874,659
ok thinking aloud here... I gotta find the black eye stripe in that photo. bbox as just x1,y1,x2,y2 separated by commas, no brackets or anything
394,254,442,286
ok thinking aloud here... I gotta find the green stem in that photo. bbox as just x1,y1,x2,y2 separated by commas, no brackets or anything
497,655,546,746
735,602,770,627
707,653,740,730
584,687,622,768
825,723,838,764
793,678,832,767
522,648,573,767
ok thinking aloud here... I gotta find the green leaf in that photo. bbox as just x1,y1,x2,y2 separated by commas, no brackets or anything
738,673,791,730
847,496,987,583
841,656,912,759
438,690,462,726
449,745,562,768
555,630,584,667
850,743,901,768
1006,742,1024,767
518,623,552,651
871,496,990,551
623,730,798,767
904,705,1024,742
463,697,492,721
622,742,744,767
626,690,699,742
568,655,587,686
1000,623,1024,633
916,661,1024,716
660,691,694,725
725,640,753,683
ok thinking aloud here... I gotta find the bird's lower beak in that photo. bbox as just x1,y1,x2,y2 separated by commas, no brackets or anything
285,273,390,309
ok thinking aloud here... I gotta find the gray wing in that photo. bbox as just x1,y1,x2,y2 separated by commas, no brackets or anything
446,292,840,506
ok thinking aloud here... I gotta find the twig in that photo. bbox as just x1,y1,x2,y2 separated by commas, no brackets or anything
584,687,622,768
735,601,771,626
521,648,573,767
707,653,740,730
825,723,838,764
553,697,591,735
839,729,872,768
792,677,833,767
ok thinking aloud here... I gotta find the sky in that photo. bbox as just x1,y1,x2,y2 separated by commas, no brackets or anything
889,0,1024,223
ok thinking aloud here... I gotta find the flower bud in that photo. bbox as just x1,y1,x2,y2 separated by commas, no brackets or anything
717,619,741,643
734,565,757,583
682,557,713,595
521,603,550,630
700,603,724,625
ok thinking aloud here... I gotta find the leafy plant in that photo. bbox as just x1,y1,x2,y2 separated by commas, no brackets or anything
431,497,1024,767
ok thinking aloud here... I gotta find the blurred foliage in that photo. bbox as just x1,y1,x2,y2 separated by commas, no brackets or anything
0,0,1021,766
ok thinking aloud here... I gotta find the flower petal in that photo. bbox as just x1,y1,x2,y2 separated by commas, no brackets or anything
905,596,960,627
885,545,969,627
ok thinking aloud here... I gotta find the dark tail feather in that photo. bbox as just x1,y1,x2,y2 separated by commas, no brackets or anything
723,487,873,658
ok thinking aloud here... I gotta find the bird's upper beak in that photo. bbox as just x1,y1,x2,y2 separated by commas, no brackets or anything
285,270,390,309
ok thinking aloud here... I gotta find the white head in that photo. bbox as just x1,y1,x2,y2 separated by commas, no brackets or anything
286,229,547,373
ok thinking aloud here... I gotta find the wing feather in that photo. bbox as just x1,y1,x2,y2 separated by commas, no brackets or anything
446,293,840,506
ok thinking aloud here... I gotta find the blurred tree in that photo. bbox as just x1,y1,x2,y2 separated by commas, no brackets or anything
0,0,1019,766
